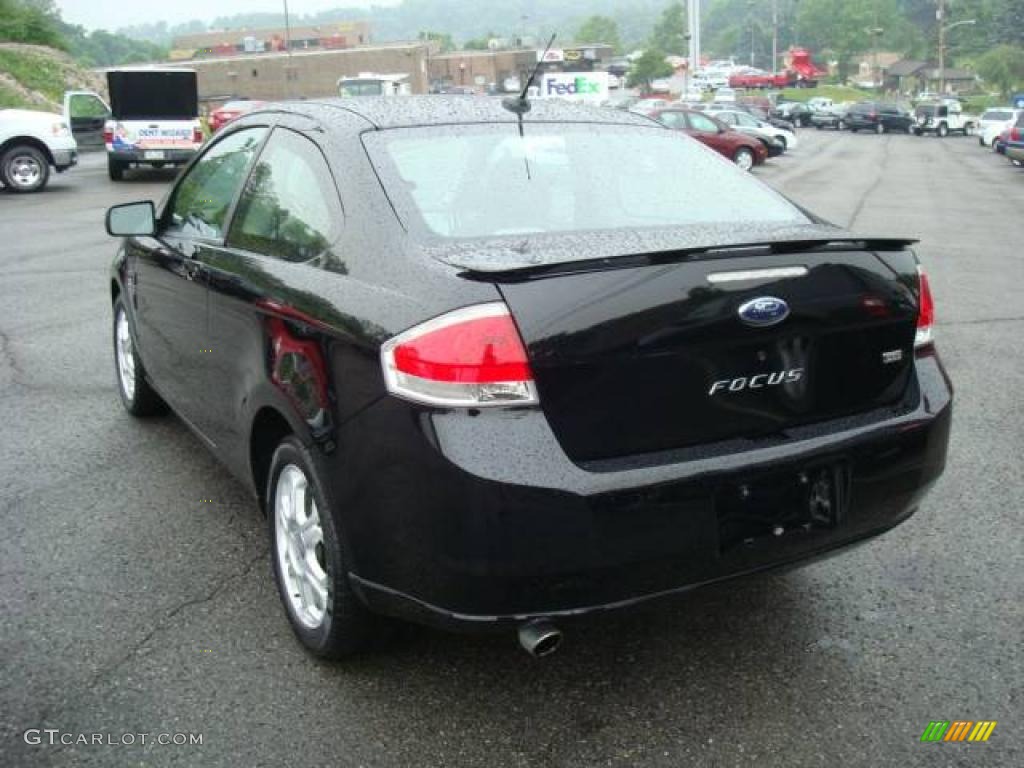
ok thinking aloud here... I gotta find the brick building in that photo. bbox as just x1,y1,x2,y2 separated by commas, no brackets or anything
171,43,430,104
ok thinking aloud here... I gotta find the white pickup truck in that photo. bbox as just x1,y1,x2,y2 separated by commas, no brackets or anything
0,109,78,193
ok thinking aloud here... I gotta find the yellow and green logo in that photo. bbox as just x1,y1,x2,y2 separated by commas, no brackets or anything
921,720,997,742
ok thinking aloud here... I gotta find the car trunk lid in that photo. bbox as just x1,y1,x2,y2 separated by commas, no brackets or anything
466,237,921,462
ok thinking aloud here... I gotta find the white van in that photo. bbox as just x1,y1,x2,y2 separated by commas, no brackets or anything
102,68,203,181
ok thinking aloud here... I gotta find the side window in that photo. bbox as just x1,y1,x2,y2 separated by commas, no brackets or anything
657,112,686,129
717,113,737,125
68,93,109,118
166,127,267,240
688,113,720,133
227,129,342,263
737,113,758,127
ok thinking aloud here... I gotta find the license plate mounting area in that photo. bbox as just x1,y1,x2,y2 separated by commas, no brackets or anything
716,463,850,554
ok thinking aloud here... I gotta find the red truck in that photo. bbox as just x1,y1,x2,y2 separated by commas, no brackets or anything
729,48,825,89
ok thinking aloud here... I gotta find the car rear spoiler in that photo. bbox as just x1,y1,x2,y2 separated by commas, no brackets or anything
453,236,919,282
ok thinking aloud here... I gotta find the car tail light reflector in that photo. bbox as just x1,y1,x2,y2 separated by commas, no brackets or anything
1011,126,1021,141
381,303,539,407
915,265,935,348
103,121,115,145
193,126,204,144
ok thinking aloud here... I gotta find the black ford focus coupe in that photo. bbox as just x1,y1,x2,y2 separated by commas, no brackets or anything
106,98,952,658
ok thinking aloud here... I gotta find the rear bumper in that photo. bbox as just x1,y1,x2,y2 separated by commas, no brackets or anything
108,148,197,165
1005,143,1024,161
334,349,952,631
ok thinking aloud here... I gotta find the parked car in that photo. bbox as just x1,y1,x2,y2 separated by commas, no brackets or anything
209,100,267,133
845,101,915,134
713,87,738,104
711,108,798,152
978,108,1020,147
1003,113,1024,166
629,97,671,116
104,97,949,659
993,126,1011,154
653,108,769,169
773,100,812,127
806,97,835,113
0,108,78,193
741,104,796,131
102,68,204,180
811,103,852,130
912,100,976,137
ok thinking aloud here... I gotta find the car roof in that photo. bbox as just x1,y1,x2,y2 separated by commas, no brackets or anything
280,96,656,131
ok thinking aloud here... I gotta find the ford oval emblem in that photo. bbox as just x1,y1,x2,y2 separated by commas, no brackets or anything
738,296,790,327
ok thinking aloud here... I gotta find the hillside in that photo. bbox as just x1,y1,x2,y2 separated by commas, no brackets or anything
0,43,105,112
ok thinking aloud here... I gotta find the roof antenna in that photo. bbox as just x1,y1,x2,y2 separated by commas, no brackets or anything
503,33,556,117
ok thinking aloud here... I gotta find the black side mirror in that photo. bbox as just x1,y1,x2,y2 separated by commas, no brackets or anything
106,201,156,237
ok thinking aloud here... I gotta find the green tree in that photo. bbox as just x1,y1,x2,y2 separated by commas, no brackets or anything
990,0,1024,46
463,35,493,51
576,15,621,52
0,0,65,49
975,44,1024,95
649,3,687,56
628,48,673,90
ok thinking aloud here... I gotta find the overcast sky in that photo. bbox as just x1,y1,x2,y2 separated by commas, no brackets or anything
55,0,394,32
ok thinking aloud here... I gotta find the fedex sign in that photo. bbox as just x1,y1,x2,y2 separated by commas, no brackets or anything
540,72,609,104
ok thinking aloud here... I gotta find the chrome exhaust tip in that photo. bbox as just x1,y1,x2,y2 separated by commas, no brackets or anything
518,619,563,657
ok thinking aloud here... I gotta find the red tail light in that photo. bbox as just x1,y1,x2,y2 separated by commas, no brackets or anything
381,303,538,407
193,126,204,144
915,265,935,348
1011,126,1021,141
103,120,114,145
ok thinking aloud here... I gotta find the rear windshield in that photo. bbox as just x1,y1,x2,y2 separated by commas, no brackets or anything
982,110,1012,121
364,123,807,240
108,71,197,120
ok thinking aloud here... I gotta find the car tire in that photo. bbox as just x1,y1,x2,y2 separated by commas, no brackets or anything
733,147,755,171
112,296,167,417
108,157,126,181
0,144,49,193
937,122,948,138
268,436,375,659
775,135,788,149
815,123,822,130
875,123,885,135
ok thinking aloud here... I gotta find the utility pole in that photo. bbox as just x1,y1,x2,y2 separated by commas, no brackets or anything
283,0,293,99
771,0,778,73
937,0,945,95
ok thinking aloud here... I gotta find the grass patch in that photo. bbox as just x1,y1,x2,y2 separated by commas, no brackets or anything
962,93,1009,113
0,80,36,109
778,85,872,103
0,49,67,103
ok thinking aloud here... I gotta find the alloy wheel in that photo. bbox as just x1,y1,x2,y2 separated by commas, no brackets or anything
735,149,754,171
115,307,136,401
274,464,329,629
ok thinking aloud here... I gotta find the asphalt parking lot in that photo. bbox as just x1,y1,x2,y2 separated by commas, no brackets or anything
1,130,1021,767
